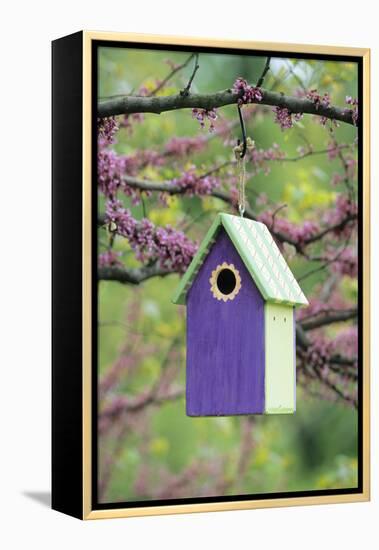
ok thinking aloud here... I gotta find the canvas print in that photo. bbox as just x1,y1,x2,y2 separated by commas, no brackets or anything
96,45,360,505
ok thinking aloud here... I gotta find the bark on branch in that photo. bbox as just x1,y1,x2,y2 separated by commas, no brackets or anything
99,264,172,284
300,308,357,331
98,87,356,126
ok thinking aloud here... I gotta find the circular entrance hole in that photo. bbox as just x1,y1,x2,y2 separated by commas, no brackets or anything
216,268,237,295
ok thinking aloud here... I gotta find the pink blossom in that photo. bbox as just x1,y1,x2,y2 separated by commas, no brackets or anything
105,199,197,272
272,106,294,130
192,108,218,132
331,247,358,278
98,116,119,146
327,142,339,160
120,112,145,134
173,167,220,196
306,89,333,126
258,211,320,246
323,195,358,237
307,89,331,110
165,58,181,71
299,327,357,374
301,335,334,370
296,291,351,322
249,143,285,175
98,149,124,198
333,326,358,360
137,86,149,96
133,149,166,168
164,136,207,156
256,192,268,206
345,158,357,179
98,250,123,268
331,173,343,186
232,77,263,105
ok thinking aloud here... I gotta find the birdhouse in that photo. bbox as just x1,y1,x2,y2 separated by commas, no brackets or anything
172,213,308,417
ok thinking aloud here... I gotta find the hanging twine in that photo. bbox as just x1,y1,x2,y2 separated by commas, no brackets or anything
233,137,255,217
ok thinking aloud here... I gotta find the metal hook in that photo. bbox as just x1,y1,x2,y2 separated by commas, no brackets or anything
237,104,247,159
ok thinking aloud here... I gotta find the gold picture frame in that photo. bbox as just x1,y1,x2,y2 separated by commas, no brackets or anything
52,30,370,520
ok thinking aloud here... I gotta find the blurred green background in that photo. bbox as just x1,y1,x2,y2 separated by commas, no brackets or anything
98,47,358,503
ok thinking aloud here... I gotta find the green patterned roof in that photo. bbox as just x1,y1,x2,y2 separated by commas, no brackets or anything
172,213,308,307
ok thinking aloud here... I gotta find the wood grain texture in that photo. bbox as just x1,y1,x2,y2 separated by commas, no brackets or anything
186,229,265,416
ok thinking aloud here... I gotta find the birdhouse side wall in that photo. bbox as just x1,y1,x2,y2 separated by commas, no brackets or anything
264,303,296,414
186,229,265,416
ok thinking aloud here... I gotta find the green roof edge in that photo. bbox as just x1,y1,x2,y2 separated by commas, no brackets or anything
172,213,308,307
171,214,222,305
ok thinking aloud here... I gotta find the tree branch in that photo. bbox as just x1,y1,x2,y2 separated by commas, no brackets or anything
300,308,357,331
98,87,357,126
119,174,357,251
115,177,299,248
99,263,173,284
101,388,185,423
313,366,357,407
256,57,271,88
150,53,195,96
296,324,310,350
180,53,199,96
274,144,354,162
303,215,356,246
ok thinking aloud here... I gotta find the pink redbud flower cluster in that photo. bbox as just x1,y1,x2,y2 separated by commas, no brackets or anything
105,199,197,272
250,144,286,174
173,167,220,196
333,326,358,361
272,107,303,130
120,112,145,134
232,77,263,105
331,247,358,278
258,211,320,246
302,336,335,370
98,116,119,146
306,89,332,126
306,89,331,109
98,149,124,199
191,108,218,132
164,136,207,156
98,250,123,268
323,195,358,237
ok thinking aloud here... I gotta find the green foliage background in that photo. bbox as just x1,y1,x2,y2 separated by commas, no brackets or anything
98,47,358,503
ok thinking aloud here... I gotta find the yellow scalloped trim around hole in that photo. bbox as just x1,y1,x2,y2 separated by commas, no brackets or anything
209,262,242,302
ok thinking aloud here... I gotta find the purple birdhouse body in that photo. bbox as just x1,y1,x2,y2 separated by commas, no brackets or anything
187,230,265,415
172,213,308,417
